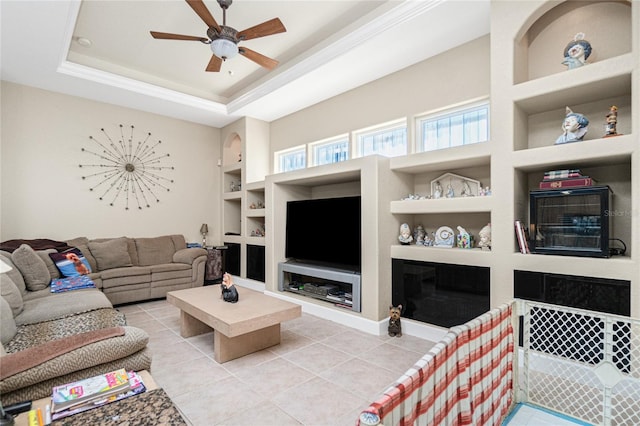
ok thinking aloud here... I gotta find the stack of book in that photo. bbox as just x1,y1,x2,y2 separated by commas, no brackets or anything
50,369,146,421
539,169,595,189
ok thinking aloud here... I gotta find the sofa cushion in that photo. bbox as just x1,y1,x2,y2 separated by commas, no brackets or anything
0,297,17,345
88,238,133,271
37,249,60,280
4,308,126,354
11,244,50,291
100,267,151,290
150,263,192,281
0,326,126,380
135,236,175,266
170,234,187,251
49,248,92,277
15,290,112,326
0,254,26,295
0,274,23,316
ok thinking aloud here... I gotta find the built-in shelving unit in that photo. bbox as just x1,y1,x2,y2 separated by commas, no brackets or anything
220,117,270,281
388,142,493,270
491,0,638,315
265,156,402,321
278,261,362,312
226,0,639,326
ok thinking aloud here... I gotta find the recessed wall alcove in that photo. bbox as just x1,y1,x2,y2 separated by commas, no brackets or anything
514,0,632,84
222,132,242,166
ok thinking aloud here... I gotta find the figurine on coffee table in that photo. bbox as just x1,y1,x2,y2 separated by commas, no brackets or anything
555,107,589,144
221,273,239,303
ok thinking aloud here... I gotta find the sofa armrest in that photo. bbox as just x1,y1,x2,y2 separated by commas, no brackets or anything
173,248,207,265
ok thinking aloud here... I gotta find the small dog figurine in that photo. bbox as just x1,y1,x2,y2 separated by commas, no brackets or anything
388,304,403,337
221,273,239,303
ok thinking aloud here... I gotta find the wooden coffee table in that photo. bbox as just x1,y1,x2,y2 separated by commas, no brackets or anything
166,285,301,363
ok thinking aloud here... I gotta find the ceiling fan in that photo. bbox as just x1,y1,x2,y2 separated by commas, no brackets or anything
150,0,286,72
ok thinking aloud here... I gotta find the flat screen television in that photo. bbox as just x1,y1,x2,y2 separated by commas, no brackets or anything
285,196,361,271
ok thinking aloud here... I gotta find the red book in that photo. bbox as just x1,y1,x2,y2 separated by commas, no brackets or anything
539,177,595,189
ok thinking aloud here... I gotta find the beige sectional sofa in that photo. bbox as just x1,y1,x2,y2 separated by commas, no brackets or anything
0,234,207,405
0,255,151,405
64,234,208,305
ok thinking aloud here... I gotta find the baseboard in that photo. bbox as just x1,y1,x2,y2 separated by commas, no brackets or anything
265,288,448,341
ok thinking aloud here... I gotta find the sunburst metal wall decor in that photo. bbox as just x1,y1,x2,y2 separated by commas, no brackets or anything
79,124,174,210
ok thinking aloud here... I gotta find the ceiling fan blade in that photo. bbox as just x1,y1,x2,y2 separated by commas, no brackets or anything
186,0,221,32
239,47,278,70
206,54,223,72
237,18,286,41
150,31,208,42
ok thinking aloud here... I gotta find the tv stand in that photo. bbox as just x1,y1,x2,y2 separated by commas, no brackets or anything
278,261,361,312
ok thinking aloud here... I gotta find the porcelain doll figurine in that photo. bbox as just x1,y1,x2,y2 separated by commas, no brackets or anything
398,223,413,245
478,223,492,251
562,32,592,70
555,107,589,144
433,181,443,199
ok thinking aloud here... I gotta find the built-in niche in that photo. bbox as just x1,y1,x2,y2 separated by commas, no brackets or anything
222,133,242,166
515,0,632,84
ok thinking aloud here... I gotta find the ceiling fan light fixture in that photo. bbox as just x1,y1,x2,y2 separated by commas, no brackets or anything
211,38,238,60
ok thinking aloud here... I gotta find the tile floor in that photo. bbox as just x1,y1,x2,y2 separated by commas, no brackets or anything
117,298,438,426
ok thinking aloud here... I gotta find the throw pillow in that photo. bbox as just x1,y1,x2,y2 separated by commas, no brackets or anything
0,254,26,294
37,249,61,280
0,274,24,316
0,296,17,345
49,248,92,277
11,244,51,291
135,236,175,266
88,238,133,271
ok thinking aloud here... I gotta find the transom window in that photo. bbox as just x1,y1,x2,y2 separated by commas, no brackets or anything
276,146,306,173
355,121,407,158
417,101,489,152
310,136,349,166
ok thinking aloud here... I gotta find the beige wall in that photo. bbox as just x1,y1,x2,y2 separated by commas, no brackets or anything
269,35,490,158
1,82,221,243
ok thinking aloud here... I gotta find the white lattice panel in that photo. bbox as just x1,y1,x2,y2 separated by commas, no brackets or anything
519,301,640,426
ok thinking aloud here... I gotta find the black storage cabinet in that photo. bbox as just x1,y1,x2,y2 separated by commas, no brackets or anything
529,185,612,257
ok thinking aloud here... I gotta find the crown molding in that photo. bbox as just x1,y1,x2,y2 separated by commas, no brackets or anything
226,0,445,114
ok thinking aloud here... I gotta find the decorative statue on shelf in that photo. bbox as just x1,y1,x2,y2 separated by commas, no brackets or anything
555,106,589,145
435,226,455,248
446,181,455,198
398,223,413,245
456,226,473,249
433,181,443,199
478,223,492,251
414,224,426,245
221,273,239,303
461,179,473,197
604,105,621,138
562,32,592,70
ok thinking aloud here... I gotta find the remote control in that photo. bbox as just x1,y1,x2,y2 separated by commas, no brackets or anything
3,400,32,416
